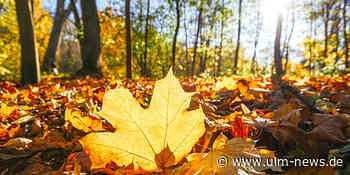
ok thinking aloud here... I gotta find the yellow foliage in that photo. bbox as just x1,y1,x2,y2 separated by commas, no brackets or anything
33,0,52,62
100,8,126,77
79,69,206,171
0,0,52,77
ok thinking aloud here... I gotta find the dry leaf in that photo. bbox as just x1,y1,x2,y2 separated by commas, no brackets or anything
64,107,105,133
169,138,276,175
79,69,206,171
308,114,347,144
0,103,17,121
212,133,228,150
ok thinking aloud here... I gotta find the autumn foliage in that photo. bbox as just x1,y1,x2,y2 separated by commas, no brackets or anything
0,72,350,174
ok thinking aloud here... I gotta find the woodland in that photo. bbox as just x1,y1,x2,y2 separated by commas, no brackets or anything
1,0,350,175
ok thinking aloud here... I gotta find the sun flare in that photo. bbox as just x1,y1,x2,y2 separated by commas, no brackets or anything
261,0,292,20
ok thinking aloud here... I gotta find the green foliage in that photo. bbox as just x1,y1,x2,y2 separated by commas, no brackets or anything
301,34,349,76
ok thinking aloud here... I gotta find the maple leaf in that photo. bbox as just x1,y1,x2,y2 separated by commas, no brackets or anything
79,69,206,171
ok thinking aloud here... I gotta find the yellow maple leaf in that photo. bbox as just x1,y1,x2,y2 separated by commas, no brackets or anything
79,69,206,171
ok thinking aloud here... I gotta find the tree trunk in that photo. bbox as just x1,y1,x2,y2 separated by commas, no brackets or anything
274,14,283,77
125,0,132,79
198,30,205,75
308,0,314,75
141,0,150,77
233,0,242,74
281,9,290,67
284,10,295,71
191,3,203,76
77,0,102,76
15,0,41,85
251,0,262,74
172,0,181,71
183,4,190,76
71,0,84,64
199,0,218,74
332,7,341,65
43,0,74,73
30,0,34,16
334,26,340,63
344,0,349,72
217,0,224,76
322,2,330,69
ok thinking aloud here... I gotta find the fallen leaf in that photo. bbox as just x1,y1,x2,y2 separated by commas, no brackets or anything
308,114,347,144
65,152,92,173
0,137,32,151
212,133,228,150
0,103,17,121
64,107,105,133
79,69,206,171
169,138,276,175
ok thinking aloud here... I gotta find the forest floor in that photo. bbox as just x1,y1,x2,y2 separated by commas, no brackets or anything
1,74,350,175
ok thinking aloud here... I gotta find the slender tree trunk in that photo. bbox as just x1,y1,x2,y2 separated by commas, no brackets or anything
332,9,341,65
135,0,143,74
284,10,295,71
274,14,283,77
344,0,349,72
322,2,330,69
334,27,340,63
142,0,150,77
308,0,314,75
30,0,34,16
77,0,102,76
217,27,224,76
233,0,242,74
183,4,190,76
43,0,74,73
15,0,41,84
125,0,132,79
71,0,84,63
172,0,181,71
191,3,203,76
213,46,217,76
217,0,224,76
281,8,290,63
251,0,262,74
199,0,218,74
198,30,205,75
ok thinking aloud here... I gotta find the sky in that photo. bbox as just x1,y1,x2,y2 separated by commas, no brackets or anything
256,0,308,65
42,0,309,67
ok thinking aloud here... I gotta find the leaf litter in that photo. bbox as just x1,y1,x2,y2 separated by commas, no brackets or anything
1,73,350,174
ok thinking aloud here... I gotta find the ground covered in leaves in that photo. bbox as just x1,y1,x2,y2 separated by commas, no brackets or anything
1,74,350,175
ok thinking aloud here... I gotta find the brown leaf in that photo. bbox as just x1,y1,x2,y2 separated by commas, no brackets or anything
307,114,347,144
66,152,92,173
248,118,308,154
270,120,307,149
